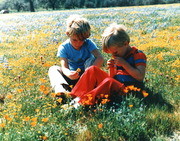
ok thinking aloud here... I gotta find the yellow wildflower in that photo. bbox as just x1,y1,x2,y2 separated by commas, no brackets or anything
17,89,23,93
4,115,12,121
23,116,30,121
156,54,163,60
0,123,5,128
31,117,38,122
40,136,48,140
51,93,56,98
175,75,180,81
57,98,63,103
42,118,49,123
35,109,40,112
56,92,63,96
171,69,176,73
39,78,47,83
30,122,37,127
129,105,133,108
6,94,13,99
76,68,81,73
27,83,34,86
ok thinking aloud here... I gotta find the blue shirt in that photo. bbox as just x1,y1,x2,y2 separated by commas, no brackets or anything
57,39,98,71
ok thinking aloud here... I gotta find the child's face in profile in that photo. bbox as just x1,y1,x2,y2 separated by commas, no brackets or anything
107,44,130,57
69,35,85,50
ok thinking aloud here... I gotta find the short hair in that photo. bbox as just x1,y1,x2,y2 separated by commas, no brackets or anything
66,15,91,40
102,23,130,52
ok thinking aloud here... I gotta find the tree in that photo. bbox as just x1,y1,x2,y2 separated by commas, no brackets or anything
64,0,73,9
85,0,95,8
39,0,61,10
103,0,116,7
29,0,35,11
95,0,103,7
23,0,35,12
64,0,79,9
49,0,56,9
0,0,9,10
12,0,25,12
77,0,85,8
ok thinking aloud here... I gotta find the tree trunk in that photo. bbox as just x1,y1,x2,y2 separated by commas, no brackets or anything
29,0,35,12
49,0,55,10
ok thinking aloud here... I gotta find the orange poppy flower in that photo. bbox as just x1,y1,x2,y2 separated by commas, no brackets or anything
0,123,5,128
30,122,37,127
17,89,23,93
31,117,38,122
42,118,49,122
142,90,149,97
98,123,103,128
23,116,30,121
101,99,110,104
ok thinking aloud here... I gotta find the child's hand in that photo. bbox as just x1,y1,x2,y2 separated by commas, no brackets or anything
107,58,115,68
113,57,126,66
76,68,81,73
67,71,80,80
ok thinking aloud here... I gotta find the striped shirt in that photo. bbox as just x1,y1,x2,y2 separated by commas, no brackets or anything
114,46,147,83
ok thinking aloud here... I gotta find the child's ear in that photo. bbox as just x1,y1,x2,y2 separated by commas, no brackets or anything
124,41,129,46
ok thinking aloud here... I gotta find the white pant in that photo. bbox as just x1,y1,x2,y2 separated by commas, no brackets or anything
48,56,95,93
48,66,68,93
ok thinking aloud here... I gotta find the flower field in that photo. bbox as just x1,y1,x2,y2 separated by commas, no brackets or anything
0,4,180,140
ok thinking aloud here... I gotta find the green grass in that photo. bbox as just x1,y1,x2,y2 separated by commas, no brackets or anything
0,4,180,141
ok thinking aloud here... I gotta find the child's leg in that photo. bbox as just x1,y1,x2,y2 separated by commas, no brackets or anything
70,66,109,98
79,77,125,105
48,65,68,93
84,56,95,69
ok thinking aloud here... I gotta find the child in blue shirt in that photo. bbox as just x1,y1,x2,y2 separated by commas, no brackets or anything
48,15,104,94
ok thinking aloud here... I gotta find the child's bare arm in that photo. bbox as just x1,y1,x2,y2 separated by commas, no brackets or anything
60,58,80,80
91,49,104,67
114,57,146,81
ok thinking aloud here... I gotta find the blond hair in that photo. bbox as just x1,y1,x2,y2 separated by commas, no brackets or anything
66,15,91,40
102,23,130,52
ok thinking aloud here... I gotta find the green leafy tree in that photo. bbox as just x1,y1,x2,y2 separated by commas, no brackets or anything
85,0,95,8
0,0,25,11
64,0,79,9
11,0,25,12
39,0,62,10
77,0,85,8
23,0,35,12
0,0,8,10
95,0,103,7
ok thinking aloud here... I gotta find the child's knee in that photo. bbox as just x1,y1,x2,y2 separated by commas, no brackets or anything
48,65,60,74
87,65,99,72
84,56,95,69
84,66,98,74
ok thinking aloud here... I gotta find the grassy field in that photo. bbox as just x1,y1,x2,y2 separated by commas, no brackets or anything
0,4,180,141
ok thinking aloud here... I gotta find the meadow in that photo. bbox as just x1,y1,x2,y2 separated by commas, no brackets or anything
0,4,180,141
